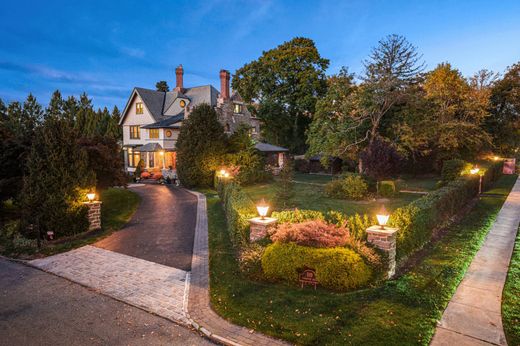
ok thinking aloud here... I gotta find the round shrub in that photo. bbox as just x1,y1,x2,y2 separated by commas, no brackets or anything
262,242,372,290
271,219,349,248
271,209,324,224
324,179,345,199
441,159,467,182
342,174,368,199
378,180,396,197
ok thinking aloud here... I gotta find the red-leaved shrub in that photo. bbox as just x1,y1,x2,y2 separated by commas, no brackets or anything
271,219,381,266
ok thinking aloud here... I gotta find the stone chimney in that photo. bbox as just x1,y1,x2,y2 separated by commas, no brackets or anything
219,69,230,100
175,65,184,91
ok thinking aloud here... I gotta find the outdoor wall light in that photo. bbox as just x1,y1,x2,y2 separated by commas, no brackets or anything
376,205,390,230
87,192,96,202
256,198,269,220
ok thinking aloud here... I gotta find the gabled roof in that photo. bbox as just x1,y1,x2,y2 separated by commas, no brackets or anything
134,143,163,152
141,113,184,129
120,85,220,126
255,142,289,152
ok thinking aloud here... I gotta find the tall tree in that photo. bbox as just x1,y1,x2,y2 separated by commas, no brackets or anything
156,81,170,92
176,104,227,187
232,37,329,153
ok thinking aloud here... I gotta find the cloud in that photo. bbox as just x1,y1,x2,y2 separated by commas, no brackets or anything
119,46,146,59
0,61,99,84
232,0,273,41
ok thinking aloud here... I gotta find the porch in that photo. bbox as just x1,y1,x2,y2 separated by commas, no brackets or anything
124,143,176,173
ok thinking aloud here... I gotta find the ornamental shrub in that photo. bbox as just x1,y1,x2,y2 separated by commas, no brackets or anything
271,209,325,224
346,213,376,240
238,244,265,280
262,242,372,290
378,180,396,197
271,220,349,248
324,174,368,200
441,159,467,182
324,179,345,199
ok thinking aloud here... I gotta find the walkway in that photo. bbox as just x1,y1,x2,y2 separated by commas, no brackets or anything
0,258,211,346
186,191,289,346
95,184,197,271
431,176,520,346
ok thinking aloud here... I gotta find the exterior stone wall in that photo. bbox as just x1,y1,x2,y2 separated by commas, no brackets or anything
216,95,260,140
366,226,397,278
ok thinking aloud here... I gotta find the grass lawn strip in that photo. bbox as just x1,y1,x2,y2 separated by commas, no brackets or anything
207,174,517,345
502,226,520,346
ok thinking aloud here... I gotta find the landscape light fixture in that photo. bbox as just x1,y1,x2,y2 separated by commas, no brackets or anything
376,205,390,230
87,192,96,203
256,198,269,220
493,156,499,161
470,166,480,175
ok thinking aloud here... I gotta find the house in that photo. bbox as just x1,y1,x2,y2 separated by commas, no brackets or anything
119,65,284,173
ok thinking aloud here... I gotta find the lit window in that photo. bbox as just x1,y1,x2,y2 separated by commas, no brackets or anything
179,100,186,108
128,150,141,167
130,126,140,139
149,129,159,139
136,102,144,114
233,103,243,114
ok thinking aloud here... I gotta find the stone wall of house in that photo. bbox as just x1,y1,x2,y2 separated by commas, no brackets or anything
216,95,260,140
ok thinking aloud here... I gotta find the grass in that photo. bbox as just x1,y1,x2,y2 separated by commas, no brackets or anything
0,188,140,258
243,181,420,216
293,173,334,185
397,177,439,192
207,174,517,345
503,226,520,346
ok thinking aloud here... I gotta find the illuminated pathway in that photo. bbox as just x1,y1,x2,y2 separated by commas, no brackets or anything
431,176,520,346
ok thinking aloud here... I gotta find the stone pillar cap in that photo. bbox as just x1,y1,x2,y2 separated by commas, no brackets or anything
366,225,398,234
248,217,277,225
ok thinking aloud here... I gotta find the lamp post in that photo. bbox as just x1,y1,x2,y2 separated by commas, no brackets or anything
248,198,277,242
470,166,482,195
84,191,102,231
256,198,269,220
87,192,96,203
376,205,390,230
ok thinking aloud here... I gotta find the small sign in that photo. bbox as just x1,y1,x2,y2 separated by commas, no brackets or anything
299,269,318,290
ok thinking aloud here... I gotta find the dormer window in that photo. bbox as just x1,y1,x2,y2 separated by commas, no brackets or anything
149,129,159,139
136,102,144,114
233,103,243,114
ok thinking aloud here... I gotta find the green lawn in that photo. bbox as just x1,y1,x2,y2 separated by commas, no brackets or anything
243,181,420,216
397,177,439,192
207,174,517,345
293,173,335,185
503,226,520,346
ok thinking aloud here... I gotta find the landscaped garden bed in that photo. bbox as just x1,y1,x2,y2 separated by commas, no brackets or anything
207,173,517,345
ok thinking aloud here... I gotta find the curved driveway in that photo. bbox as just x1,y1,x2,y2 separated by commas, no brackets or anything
95,184,197,271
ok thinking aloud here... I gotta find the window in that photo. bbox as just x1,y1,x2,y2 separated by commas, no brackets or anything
128,150,141,167
136,102,144,114
179,100,186,108
148,152,155,168
130,126,140,139
149,129,159,139
233,103,243,114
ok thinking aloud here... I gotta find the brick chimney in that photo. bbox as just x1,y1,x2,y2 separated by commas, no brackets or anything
175,65,184,91
219,69,230,100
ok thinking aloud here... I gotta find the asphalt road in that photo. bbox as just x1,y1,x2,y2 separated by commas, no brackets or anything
0,258,213,346
95,184,197,271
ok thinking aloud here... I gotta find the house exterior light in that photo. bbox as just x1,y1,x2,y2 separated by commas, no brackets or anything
87,192,96,202
376,205,390,230
256,198,269,220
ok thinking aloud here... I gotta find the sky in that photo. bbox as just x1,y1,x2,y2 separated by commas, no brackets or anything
1,0,519,110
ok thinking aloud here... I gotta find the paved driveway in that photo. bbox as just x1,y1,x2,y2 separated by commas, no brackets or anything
95,184,197,271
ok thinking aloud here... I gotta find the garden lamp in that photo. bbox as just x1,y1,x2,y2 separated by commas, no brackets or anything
87,192,96,202
493,156,499,161
376,205,390,230
220,169,227,177
256,199,269,220
470,166,480,175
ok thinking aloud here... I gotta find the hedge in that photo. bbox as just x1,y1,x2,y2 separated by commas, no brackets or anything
262,242,372,290
389,160,503,261
216,180,257,248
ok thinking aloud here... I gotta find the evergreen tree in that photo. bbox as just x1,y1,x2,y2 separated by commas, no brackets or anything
176,104,227,187
275,159,294,208
22,116,95,238
105,105,122,140
155,81,170,92
47,90,65,118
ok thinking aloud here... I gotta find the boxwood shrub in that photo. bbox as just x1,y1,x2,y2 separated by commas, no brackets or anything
324,174,368,200
378,180,396,197
262,242,372,290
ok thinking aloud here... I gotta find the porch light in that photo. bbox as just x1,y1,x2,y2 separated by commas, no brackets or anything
256,199,269,220
376,205,390,230
160,151,165,156
87,192,96,203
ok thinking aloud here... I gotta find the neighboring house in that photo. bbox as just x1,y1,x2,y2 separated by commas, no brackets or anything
119,65,279,173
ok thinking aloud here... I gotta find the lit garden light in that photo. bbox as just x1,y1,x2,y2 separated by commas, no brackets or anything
470,165,483,195
86,192,96,203
256,198,269,220
493,156,500,161
376,205,390,230
470,166,480,175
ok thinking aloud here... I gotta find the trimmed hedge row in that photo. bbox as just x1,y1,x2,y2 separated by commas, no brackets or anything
389,161,503,260
216,181,257,248
262,242,372,290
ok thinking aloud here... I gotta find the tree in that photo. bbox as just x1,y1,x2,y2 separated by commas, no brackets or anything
275,159,294,208
358,136,402,180
106,106,122,140
22,116,95,238
232,37,329,153
487,62,520,155
156,81,170,92
306,68,365,165
176,104,227,187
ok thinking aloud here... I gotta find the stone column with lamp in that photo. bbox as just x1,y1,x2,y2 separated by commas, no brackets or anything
366,206,398,279
248,198,277,242
84,192,102,231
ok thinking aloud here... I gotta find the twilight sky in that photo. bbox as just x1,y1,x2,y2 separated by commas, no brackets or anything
1,0,519,110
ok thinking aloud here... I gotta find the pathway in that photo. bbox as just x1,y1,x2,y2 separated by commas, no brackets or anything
0,258,211,346
186,191,289,346
431,176,520,346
